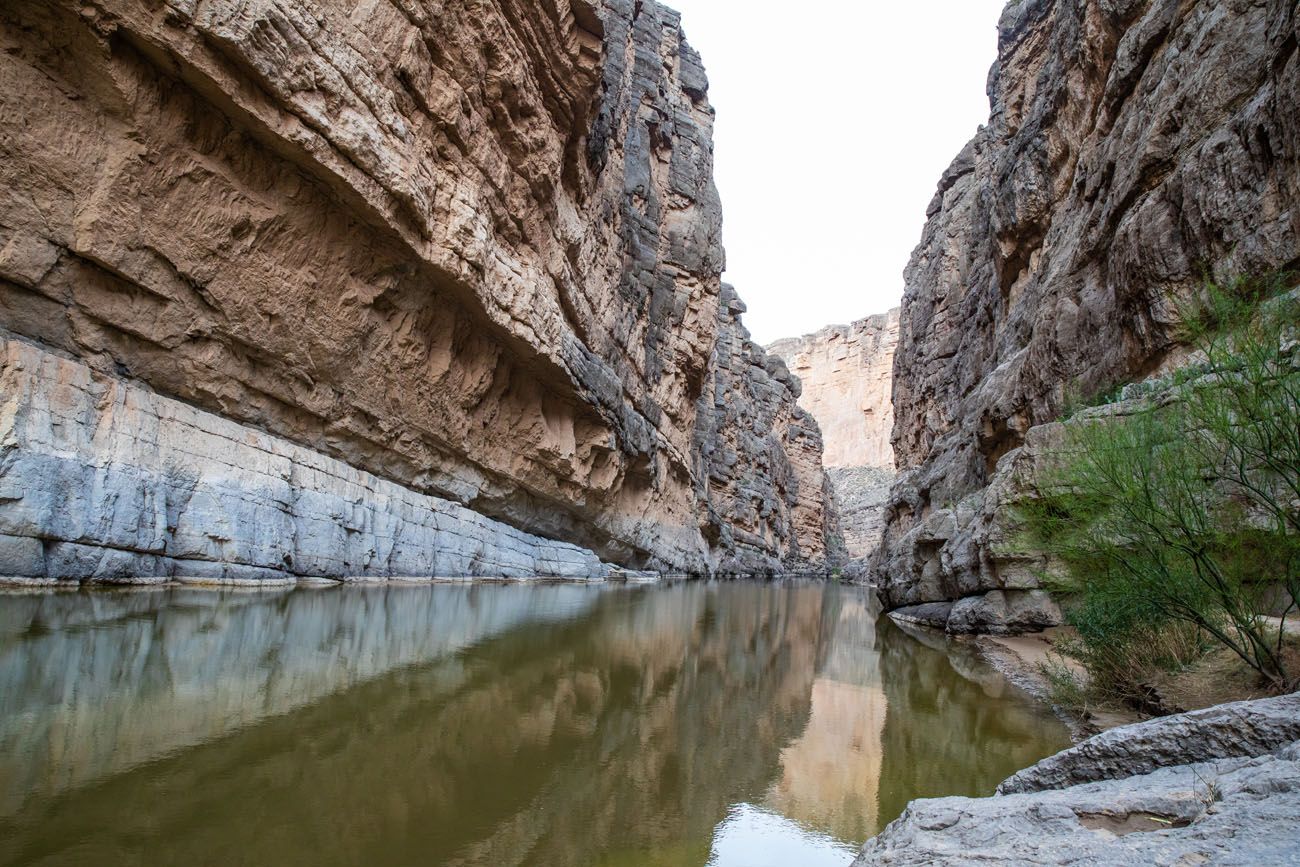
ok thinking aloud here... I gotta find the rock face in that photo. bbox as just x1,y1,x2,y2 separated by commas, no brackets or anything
0,0,835,578
825,466,895,566
768,310,899,470
877,0,1300,623
0,336,608,583
769,310,899,562
698,287,842,575
998,693,1300,795
854,695,1300,866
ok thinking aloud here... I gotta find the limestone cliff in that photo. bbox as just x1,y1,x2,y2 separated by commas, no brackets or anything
768,310,899,471
697,286,841,575
0,0,835,579
769,310,899,561
878,0,1300,629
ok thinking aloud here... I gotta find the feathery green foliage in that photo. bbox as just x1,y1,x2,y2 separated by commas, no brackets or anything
1021,277,1300,702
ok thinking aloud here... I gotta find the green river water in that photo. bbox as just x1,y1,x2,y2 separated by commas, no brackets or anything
0,582,1069,866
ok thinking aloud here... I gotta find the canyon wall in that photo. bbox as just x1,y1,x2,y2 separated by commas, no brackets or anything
768,310,899,471
0,0,836,579
699,286,840,575
878,0,1300,629
769,310,899,562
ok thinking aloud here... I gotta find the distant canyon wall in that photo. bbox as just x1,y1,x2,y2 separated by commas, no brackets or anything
877,0,1300,629
768,310,899,471
769,310,899,561
0,0,836,578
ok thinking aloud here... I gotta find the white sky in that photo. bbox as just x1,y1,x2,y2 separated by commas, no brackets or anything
666,0,1008,344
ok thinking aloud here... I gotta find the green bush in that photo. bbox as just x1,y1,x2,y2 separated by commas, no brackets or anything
1021,279,1300,698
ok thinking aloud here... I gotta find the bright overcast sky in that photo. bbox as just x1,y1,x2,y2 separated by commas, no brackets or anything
666,0,1008,344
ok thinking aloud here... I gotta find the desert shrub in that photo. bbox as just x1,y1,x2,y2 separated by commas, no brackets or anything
1021,280,1300,699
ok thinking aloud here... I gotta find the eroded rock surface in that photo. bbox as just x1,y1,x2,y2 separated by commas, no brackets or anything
697,287,842,575
999,693,1300,795
877,0,1300,622
0,0,834,578
768,310,899,470
856,747,1300,865
769,310,898,562
0,337,608,582
825,466,894,566
855,695,1300,866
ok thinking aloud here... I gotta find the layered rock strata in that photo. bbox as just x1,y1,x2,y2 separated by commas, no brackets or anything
855,694,1300,865
877,0,1300,626
768,310,899,470
825,466,894,567
768,310,899,562
697,287,841,575
0,336,607,582
0,0,834,578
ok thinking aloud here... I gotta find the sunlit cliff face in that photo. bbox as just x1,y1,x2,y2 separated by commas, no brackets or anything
0,0,835,579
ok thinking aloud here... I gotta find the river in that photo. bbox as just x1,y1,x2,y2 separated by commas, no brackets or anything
0,581,1069,866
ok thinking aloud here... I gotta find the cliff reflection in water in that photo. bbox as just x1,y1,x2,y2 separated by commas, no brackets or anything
0,583,1069,867
752,592,1069,855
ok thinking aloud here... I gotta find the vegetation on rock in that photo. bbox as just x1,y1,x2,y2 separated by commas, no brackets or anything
1022,278,1300,706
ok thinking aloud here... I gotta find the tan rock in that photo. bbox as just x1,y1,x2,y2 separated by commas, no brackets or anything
0,0,835,577
769,310,899,562
768,309,899,470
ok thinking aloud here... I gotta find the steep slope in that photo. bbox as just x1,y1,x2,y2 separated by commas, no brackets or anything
769,310,899,562
0,0,835,580
878,0,1300,628
700,287,841,575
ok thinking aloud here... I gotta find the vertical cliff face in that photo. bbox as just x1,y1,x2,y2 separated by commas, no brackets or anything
696,287,842,575
878,0,1300,627
0,0,835,579
768,310,899,562
768,310,899,471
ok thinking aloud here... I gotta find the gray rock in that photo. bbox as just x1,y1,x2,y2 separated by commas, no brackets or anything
875,0,1300,625
855,748,1300,866
826,465,897,565
856,695,1300,866
0,337,612,584
45,542,172,584
1000,693,1300,795
0,532,44,577
693,285,843,577
946,590,1062,635
888,601,954,630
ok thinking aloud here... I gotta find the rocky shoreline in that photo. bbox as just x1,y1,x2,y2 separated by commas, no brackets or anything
854,693,1300,864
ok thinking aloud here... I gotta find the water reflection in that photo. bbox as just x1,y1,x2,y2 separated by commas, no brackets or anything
0,583,1068,866
762,593,886,842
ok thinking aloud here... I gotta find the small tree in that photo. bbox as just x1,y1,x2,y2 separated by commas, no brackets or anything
1022,280,1300,699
